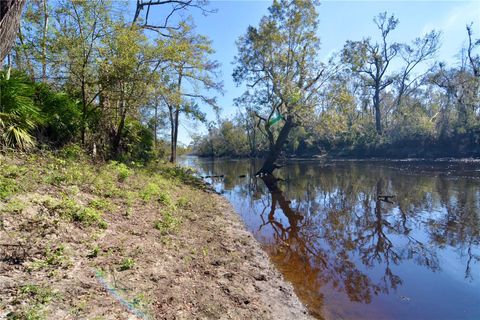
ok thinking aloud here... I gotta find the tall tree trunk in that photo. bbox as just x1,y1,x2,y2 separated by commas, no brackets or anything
169,104,175,163
373,86,382,134
80,81,87,144
41,0,48,83
169,71,183,163
170,107,179,163
153,103,158,148
259,119,294,175
112,98,127,159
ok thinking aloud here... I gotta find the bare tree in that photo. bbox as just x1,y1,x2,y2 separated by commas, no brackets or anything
343,12,400,134
132,0,213,36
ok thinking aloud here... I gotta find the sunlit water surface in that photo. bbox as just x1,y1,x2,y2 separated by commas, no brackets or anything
180,156,480,320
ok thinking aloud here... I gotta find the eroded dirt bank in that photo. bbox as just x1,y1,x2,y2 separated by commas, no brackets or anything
0,153,311,319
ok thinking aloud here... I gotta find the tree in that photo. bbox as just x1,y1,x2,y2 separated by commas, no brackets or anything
0,0,26,61
98,22,154,158
430,24,480,136
12,0,51,82
132,0,213,36
342,12,400,134
51,0,111,144
233,0,326,174
395,31,440,108
158,21,222,163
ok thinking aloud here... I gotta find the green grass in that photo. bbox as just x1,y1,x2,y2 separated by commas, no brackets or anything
0,176,19,200
1,198,27,213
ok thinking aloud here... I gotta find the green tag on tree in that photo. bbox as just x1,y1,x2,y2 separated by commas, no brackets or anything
268,112,284,126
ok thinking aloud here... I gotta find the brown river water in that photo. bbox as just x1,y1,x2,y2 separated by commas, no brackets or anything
180,156,480,320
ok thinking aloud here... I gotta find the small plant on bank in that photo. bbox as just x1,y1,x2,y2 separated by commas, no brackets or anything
108,161,132,182
29,245,71,271
158,191,175,208
119,257,135,271
6,284,56,320
1,198,27,214
154,210,180,235
20,284,56,304
140,182,161,202
176,196,190,209
0,176,19,200
88,198,113,212
87,245,100,258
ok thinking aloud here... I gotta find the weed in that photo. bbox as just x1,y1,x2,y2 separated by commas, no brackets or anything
1,198,27,214
6,305,44,320
59,144,85,160
20,285,55,304
140,183,161,202
29,245,71,271
154,210,180,235
0,176,18,200
158,191,174,209
93,178,119,198
117,164,131,182
44,245,70,268
87,245,100,258
66,185,80,196
89,198,112,212
45,172,67,186
131,292,150,311
108,161,131,182
119,257,135,271
176,196,190,208
43,197,107,228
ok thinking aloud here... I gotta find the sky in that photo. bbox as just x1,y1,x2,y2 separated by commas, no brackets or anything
142,0,480,145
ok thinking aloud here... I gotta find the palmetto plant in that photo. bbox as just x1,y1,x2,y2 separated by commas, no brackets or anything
0,72,42,150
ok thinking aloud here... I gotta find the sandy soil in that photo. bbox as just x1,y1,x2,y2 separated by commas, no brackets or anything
1,174,312,319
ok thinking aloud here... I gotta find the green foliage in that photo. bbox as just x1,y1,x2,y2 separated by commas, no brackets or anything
40,196,107,228
119,257,135,271
120,119,156,163
140,183,162,202
158,191,174,208
58,144,85,160
1,198,27,214
89,198,113,212
35,84,81,146
73,207,107,228
7,284,55,320
0,72,42,150
176,197,190,209
30,245,71,270
108,161,132,182
0,176,19,200
154,210,180,235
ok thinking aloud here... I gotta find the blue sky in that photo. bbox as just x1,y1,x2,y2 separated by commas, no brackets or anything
147,0,480,145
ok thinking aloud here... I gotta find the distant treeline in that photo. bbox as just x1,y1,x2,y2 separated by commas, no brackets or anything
193,10,479,159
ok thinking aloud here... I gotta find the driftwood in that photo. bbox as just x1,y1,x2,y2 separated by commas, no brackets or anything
377,195,396,203
202,175,224,179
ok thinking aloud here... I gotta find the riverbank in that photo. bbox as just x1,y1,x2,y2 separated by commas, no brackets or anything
0,152,311,319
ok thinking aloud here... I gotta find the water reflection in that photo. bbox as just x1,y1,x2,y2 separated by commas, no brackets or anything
182,157,480,320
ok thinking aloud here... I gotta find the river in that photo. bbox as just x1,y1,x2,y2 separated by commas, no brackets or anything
180,156,480,320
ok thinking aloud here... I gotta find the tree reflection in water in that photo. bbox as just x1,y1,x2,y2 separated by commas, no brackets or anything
182,157,480,319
